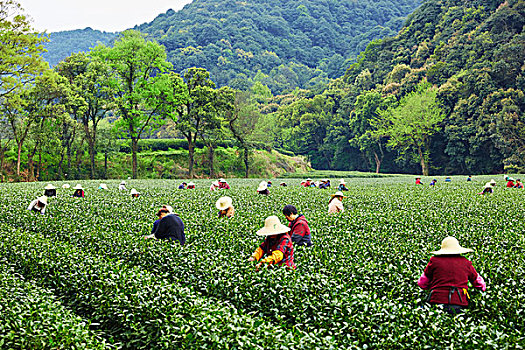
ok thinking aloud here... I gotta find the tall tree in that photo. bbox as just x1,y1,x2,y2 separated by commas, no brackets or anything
172,67,217,178
93,30,186,178
373,83,444,176
0,0,48,99
56,52,112,179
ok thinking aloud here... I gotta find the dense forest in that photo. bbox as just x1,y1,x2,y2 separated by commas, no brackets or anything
267,0,524,174
1,0,524,181
42,28,117,67
43,0,422,94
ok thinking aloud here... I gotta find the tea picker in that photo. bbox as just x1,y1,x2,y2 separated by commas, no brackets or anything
328,191,346,214
417,236,486,315
216,196,235,218
28,195,48,214
283,204,312,247
145,207,185,245
43,184,56,197
248,216,295,269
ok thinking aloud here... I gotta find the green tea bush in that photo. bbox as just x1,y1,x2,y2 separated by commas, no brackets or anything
0,176,523,348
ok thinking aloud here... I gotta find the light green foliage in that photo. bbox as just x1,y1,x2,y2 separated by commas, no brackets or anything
92,30,188,179
0,0,48,99
374,83,444,175
0,177,523,348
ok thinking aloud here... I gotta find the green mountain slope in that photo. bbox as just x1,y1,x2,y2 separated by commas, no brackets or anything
135,0,422,93
42,28,117,67
326,0,525,174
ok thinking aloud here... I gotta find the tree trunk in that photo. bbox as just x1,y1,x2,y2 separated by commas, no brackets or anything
207,145,215,178
88,141,96,179
104,151,108,179
243,145,249,178
16,142,23,176
131,137,139,179
374,152,382,174
418,146,428,176
187,137,195,179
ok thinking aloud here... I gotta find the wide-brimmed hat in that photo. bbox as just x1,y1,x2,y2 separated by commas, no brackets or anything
219,178,226,183
508,177,515,182
44,184,55,190
62,184,70,189
257,181,268,192
331,191,347,198
256,216,291,236
99,183,108,190
187,182,195,187
483,182,494,189
212,181,219,186
130,188,140,195
306,178,312,181
37,196,48,205
73,184,83,190
120,181,126,185
216,196,233,210
431,236,473,255
164,205,174,213
489,179,497,185
339,179,346,184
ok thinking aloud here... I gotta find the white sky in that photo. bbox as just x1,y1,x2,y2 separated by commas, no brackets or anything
17,0,193,32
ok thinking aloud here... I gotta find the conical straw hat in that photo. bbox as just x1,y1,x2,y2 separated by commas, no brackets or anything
431,236,473,255
62,184,70,189
216,196,233,210
331,191,347,198
257,181,268,192
99,183,108,190
44,184,55,190
38,196,48,205
73,184,83,190
130,188,140,195
256,216,290,236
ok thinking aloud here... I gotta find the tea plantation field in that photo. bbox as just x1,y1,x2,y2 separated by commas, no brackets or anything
0,177,523,349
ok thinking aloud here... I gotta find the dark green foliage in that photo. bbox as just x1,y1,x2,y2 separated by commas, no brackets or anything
0,178,523,348
42,28,117,67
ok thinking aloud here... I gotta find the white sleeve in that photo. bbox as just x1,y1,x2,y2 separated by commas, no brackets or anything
28,199,37,211
40,205,46,214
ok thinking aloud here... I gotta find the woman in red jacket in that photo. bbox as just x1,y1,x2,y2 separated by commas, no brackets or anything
418,236,486,314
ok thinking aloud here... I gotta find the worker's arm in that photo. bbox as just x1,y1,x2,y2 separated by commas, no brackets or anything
260,250,284,265
27,199,37,211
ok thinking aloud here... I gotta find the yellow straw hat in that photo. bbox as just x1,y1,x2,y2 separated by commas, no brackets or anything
256,216,290,236
37,196,48,205
257,181,268,192
216,196,233,210
431,236,473,255
331,191,347,198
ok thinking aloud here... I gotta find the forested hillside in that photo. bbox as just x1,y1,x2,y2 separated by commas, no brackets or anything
42,28,117,66
43,0,422,93
265,0,525,174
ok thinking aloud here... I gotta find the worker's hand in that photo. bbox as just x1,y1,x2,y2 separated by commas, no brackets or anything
247,256,255,262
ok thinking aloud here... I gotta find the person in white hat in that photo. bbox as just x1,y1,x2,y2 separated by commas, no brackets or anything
187,182,196,189
210,181,220,191
43,184,56,197
247,216,295,269
98,183,108,190
27,195,48,214
118,181,127,191
72,184,84,198
417,236,486,314
257,181,269,196
338,179,348,191
506,177,515,188
218,178,230,189
479,181,495,195
130,188,140,198
216,196,235,218
328,191,346,214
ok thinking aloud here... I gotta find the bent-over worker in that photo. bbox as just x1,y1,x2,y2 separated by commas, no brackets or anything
248,216,295,269
28,196,48,214
216,196,235,218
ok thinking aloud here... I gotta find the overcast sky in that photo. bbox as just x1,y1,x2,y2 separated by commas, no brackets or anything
17,0,193,33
